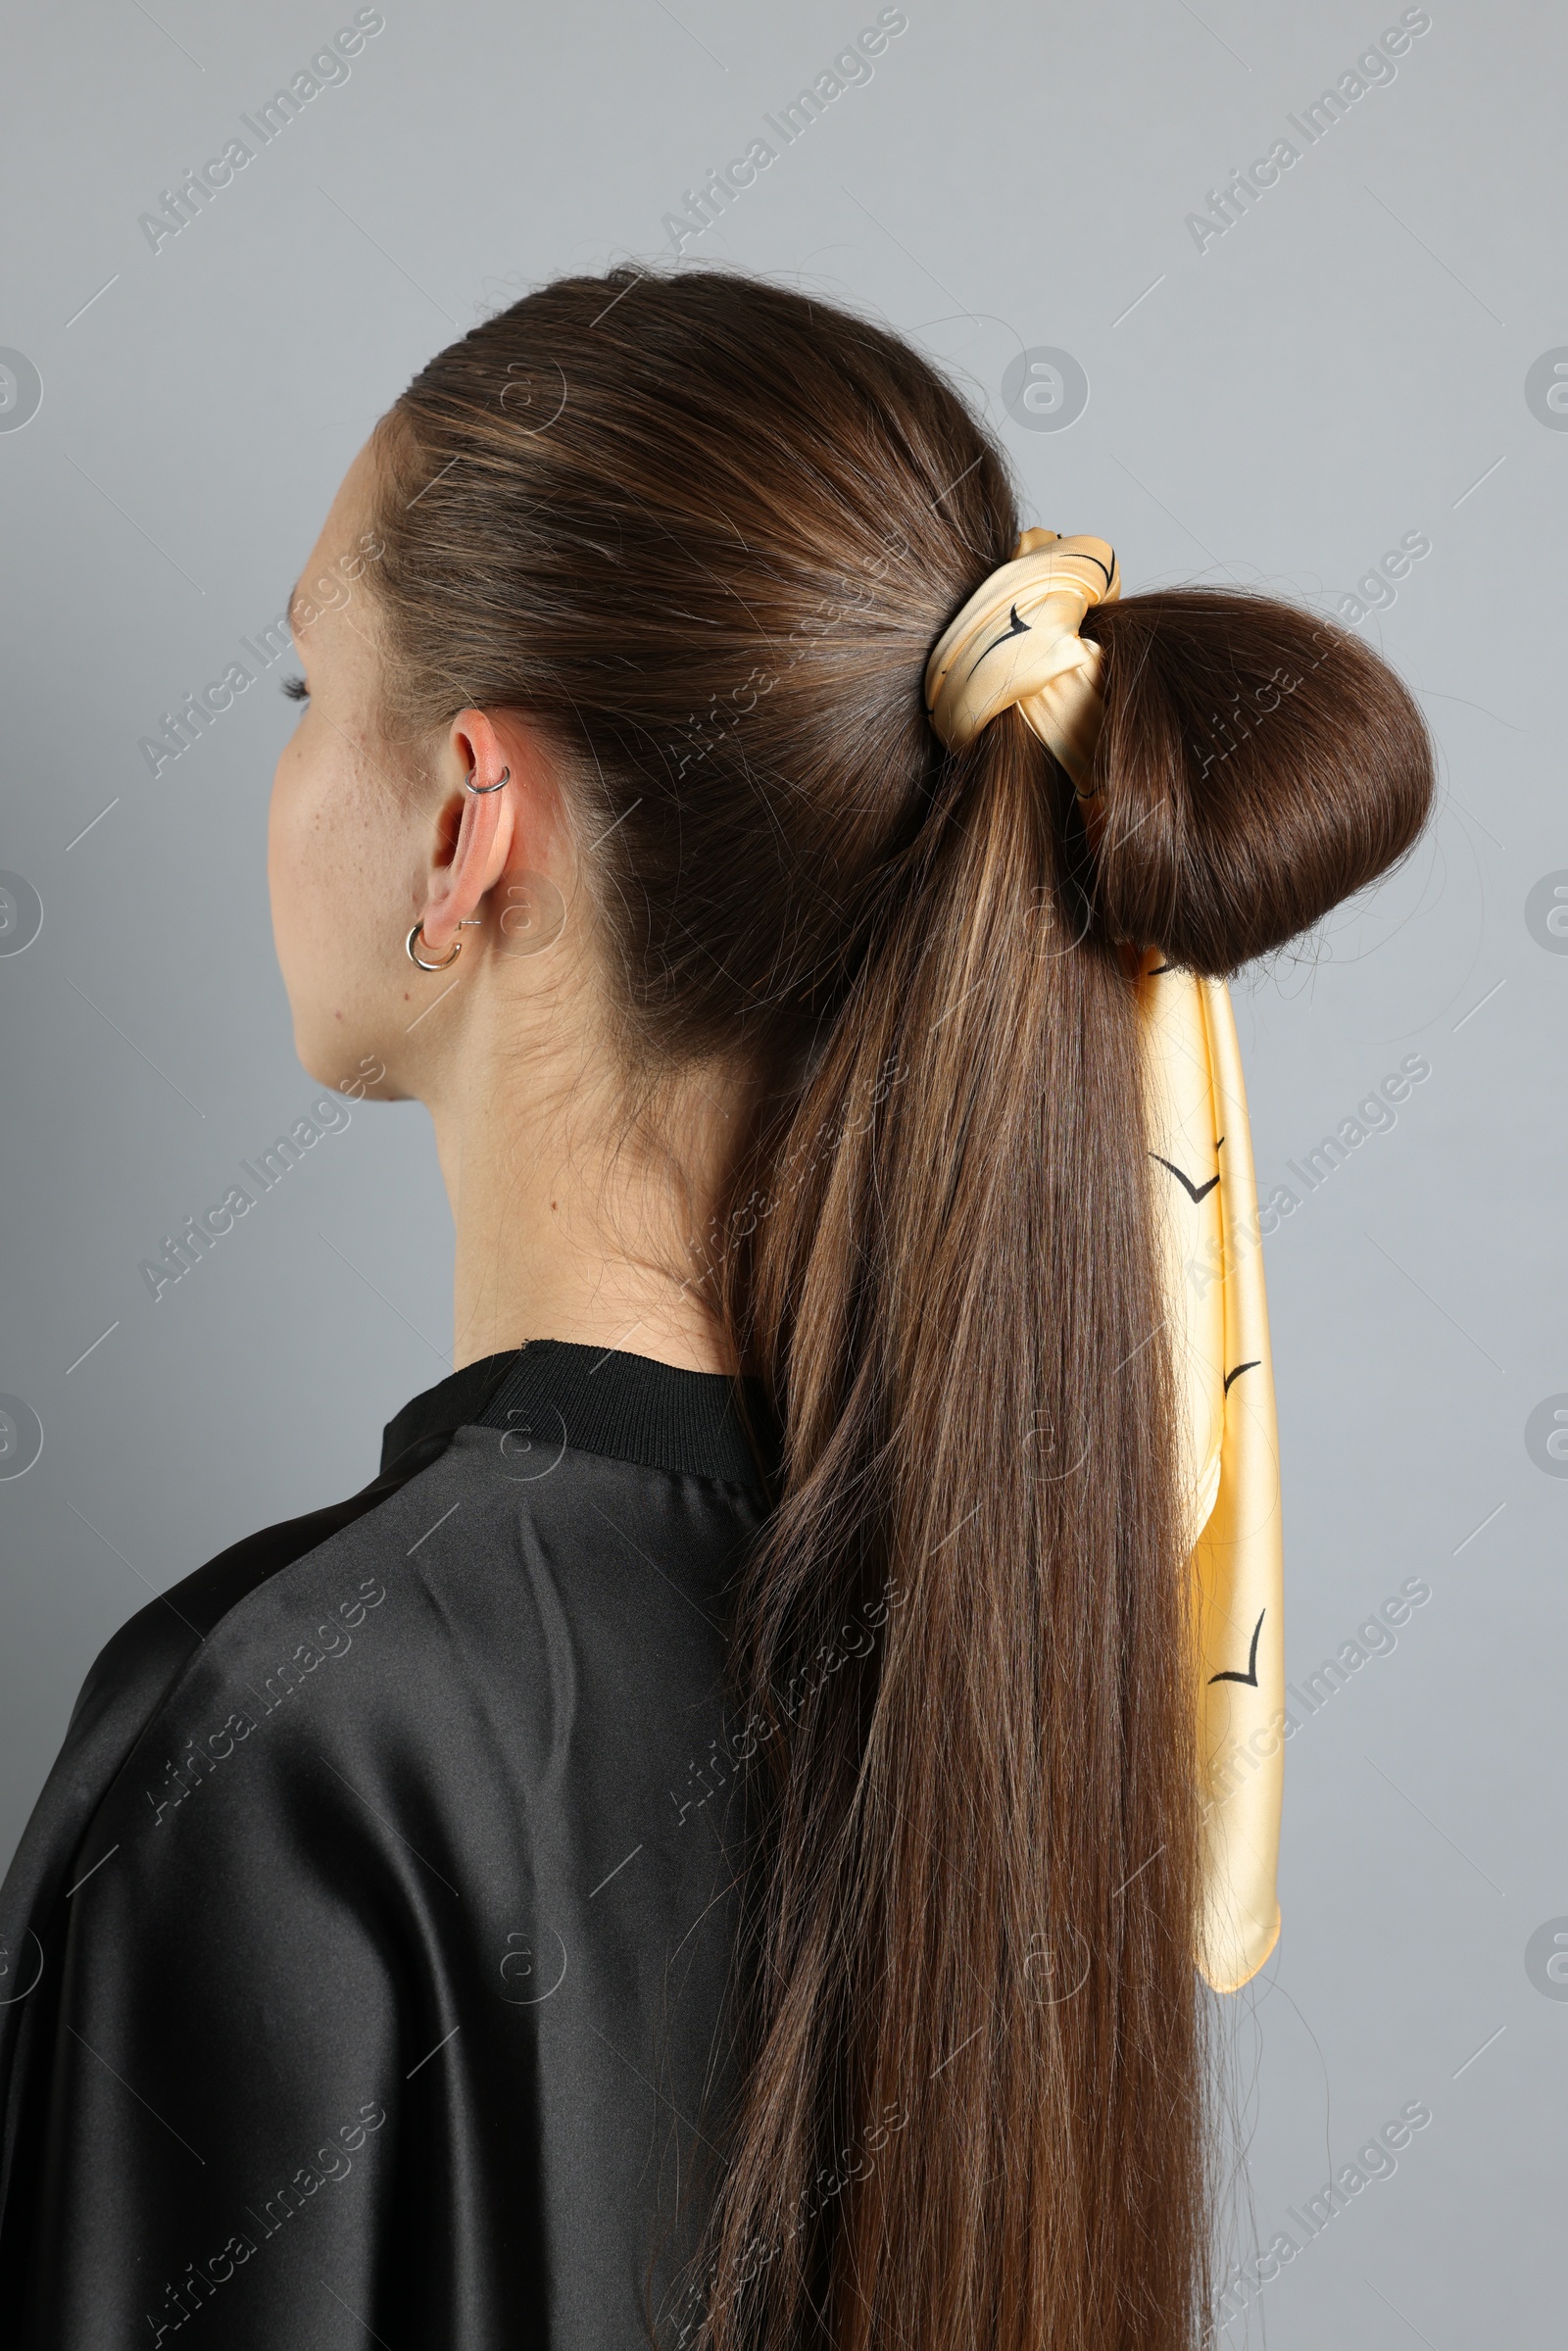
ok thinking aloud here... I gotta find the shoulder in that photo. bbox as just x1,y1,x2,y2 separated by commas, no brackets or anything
12,1426,761,2028
119,1422,764,1778
0,1423,765,2314
0,1428,459,1935
6,1418,764,1941
82,1430,460,1745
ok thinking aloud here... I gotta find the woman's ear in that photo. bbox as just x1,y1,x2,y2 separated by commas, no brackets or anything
414,710,538,955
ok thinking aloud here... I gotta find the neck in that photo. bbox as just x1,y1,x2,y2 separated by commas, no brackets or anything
424,1016,745,1379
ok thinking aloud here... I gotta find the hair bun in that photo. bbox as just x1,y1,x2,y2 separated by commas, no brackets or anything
1081,591,1434,975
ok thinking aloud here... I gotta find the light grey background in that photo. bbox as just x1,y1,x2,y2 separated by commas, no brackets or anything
1,0,1561,2337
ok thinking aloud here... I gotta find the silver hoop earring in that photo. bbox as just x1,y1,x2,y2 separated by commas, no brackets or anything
466,763,510,795
406,922,462,971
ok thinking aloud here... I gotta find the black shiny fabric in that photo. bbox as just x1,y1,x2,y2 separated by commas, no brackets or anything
0,1342,781,2346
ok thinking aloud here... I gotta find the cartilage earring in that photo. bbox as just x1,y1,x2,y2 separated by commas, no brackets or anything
466,763,510,795
406,922,462,971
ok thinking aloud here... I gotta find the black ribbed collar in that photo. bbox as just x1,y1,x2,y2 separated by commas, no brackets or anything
379,1338,782,1494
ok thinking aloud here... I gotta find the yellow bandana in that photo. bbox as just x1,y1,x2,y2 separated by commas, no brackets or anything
923,527,1120,787
925,532,1284,1993
1140,954,1283,1993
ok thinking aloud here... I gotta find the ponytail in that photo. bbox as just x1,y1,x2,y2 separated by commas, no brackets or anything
707,597,1430,2347
707,709,1203,2347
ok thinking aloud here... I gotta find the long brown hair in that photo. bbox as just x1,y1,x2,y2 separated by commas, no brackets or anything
364,268,1434,2350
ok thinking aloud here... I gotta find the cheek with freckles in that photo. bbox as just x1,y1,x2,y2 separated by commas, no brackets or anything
268,720,414,1087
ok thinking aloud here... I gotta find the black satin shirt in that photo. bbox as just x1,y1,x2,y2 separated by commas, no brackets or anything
0,1341,781,2347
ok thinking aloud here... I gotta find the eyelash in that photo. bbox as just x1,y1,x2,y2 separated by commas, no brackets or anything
281,674,310,703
